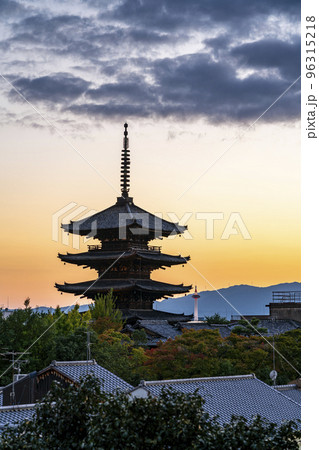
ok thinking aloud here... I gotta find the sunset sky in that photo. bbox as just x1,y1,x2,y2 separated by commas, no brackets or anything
0,0,300,309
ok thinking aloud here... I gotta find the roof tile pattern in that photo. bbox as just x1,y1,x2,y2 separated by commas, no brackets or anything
143,374,301,426
274,385,301,404
52,360,132,394
0,405,35,429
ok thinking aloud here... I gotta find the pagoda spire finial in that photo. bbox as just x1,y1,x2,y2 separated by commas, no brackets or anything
121,123,130,199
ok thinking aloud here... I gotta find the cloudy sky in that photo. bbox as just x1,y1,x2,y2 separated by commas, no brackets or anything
0,0,300,309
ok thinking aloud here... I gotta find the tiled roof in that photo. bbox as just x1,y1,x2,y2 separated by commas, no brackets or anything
122,310,193,323
137,320,181,340
49,360,132,394
62,200,186,237
55,279,191,296
274,385,301,404
59,250,189,266
256,319,300,335
0,404,36,429
0,361,132,430
141,374,301,427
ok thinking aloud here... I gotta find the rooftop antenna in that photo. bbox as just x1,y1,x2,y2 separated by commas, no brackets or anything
121,123,130,199
192,286,200,322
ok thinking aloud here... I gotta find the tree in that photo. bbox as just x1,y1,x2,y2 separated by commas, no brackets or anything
89,291,123,333
141,329,224,380
0,304,92,386
0,376,300,449
231,317,268,337
92,330,146,385
132,329,148,346
205,313,230,325
139,329,301,385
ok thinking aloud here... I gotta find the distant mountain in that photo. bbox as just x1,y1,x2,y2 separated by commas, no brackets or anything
31,304,91,315
153,282,301,319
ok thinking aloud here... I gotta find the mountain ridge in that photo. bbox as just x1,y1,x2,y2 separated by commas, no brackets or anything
154,282,301,319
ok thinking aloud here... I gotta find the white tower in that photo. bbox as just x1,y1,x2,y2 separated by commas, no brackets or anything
193,286,200,322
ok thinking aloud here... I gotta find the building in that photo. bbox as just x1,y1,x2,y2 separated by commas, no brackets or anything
129,374,301,427
231,290,301,325
1,360,132,407
266,291,301,322
56,123,191,309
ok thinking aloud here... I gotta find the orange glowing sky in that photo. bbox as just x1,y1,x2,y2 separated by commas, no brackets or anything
0,120,300,309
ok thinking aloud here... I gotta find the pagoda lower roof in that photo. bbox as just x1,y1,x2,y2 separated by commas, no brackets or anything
55,279,192,296
62,197,186,238
58,250,190,266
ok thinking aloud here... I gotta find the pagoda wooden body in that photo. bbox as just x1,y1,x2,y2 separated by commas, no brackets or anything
55,124,191,309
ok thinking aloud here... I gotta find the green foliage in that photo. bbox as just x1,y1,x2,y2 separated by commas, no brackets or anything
89,291,123,333
142,329,223,380
273,329,301,385
92,330,146,385
0,298,143,388
0,303,91,386
132,329,148,346
232,317,268,337
205,313,230,325
0,376,300,449
140,329,301,385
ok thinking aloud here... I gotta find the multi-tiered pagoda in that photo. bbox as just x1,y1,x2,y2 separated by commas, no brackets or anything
55,124,191,309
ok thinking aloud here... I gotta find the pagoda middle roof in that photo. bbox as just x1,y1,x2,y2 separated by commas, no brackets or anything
58,250,190,266
62,198,186,237
55,279,192,296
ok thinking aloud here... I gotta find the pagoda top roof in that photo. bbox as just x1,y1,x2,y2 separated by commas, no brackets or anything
62,198,186,238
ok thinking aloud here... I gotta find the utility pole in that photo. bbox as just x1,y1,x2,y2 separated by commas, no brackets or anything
0,351,29,405
272,334,276,386
85,329,93,375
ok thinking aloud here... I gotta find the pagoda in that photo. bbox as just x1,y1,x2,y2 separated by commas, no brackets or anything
55,124,191,309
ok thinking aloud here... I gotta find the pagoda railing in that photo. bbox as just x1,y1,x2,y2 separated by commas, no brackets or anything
131,245,161,253
88,244,102,251
87,244,161,253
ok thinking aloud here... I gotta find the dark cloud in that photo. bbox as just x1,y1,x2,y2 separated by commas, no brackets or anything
231,37,301,78
65,52,300,123
152,53,300,122
87,80,156,104
0,0,26,15
0,0,301,125
111,0,300,31
10,73,90,103
127,29,171,44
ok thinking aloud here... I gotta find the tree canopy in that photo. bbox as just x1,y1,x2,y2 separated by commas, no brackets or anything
0,297,300,388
